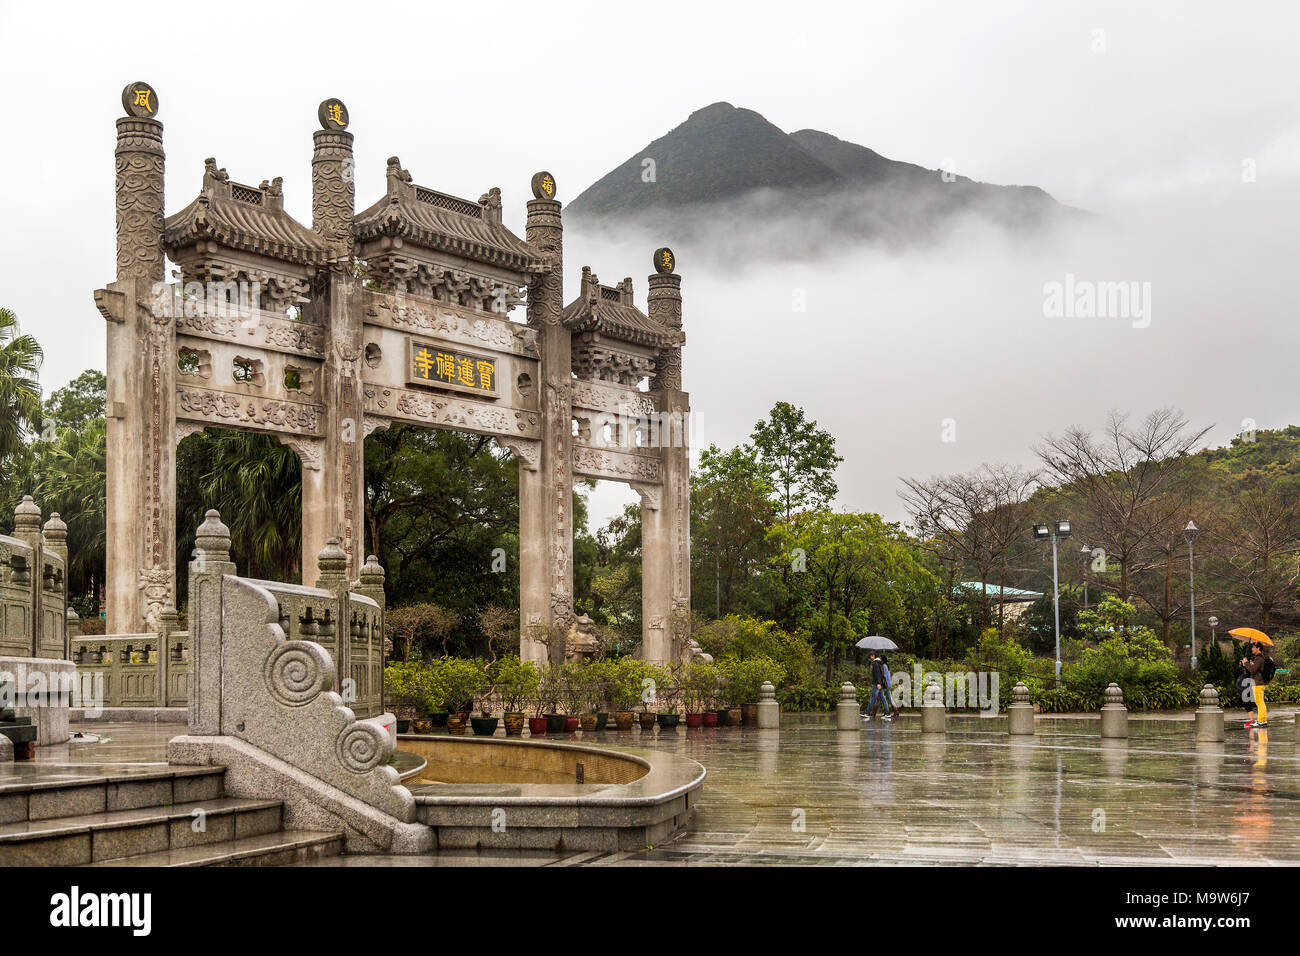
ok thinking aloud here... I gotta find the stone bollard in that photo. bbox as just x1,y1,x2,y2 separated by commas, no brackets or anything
757,681,780,729
1100,682,1128,738
836,682,859,730
920,683,946,734
1195,684,1224,742
1008,681,1035,735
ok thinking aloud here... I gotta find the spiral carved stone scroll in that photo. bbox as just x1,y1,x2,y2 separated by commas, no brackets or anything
336,723,386,773
265,640,334,706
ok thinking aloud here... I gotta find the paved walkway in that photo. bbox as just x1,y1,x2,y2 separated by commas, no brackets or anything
46,712,1300,866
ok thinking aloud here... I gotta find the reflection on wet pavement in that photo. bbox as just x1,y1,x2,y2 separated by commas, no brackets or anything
42,714,1300,866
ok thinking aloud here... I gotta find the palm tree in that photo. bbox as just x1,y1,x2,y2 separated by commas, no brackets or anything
0,307,43,461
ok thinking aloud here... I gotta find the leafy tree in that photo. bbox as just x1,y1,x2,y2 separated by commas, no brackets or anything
0,307,43,463
772,510,932,678
750,402,842,520
691,442,777,617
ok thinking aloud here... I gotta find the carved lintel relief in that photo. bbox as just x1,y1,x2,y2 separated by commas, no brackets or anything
362,290,538,355
176,385,325,437
362,416,392,438
177,308,326,357
570,379,656,416
495,436,541,470
362,385,540,439
630,482,662,510
572,445,662,482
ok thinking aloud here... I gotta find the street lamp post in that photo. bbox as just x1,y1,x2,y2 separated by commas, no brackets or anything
1209,615,1219,645
1185,520,1199,669
1079,545,1092,611
1034,519,1072,683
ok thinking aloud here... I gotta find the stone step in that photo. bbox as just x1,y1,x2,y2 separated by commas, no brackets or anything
0,797,283,866
82,830,345,867
0,766,226,822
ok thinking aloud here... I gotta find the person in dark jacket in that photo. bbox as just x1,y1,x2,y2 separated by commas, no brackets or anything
863,651,889,720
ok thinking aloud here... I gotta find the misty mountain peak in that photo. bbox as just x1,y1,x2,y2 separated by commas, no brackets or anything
567,103,1077,249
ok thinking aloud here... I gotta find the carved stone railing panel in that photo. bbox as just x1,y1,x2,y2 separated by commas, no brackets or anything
216,575,411,821
72,634,172,708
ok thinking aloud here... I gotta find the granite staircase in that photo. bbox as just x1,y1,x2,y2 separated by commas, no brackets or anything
0,765,343,866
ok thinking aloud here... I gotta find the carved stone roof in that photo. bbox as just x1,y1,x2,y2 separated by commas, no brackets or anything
353,157,542,274
562,268,683,349
164,159,331,266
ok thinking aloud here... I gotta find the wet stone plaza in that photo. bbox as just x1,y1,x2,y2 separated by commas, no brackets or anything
10,709,1297,867
339,709,1297,867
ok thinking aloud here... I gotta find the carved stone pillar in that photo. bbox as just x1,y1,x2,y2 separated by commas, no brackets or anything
302,269,365,585
521,178,572,664
103,88,173,633
315,538,353,706
645,258,690,662
13,496,42,656
311,111,355,252
188,510,235,735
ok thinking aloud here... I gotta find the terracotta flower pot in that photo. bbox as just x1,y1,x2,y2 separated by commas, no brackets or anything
564,716,580,733
741,703,758,726
411,718,432,734
579,713,598,732
614,711,635,731
685,712,704,728
702,711,719,727
446,715,467,735
503,713,525,736
639,712,657,731
528,716,549,736
727,707,742,727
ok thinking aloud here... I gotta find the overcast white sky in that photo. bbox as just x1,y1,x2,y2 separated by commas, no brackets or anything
1,0,1297,530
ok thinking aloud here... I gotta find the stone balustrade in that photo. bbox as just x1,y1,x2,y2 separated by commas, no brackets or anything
0,497,69,661
71,632,189,708
168,511,422,852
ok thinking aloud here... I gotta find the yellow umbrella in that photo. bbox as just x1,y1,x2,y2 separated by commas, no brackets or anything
1228,627,1274,646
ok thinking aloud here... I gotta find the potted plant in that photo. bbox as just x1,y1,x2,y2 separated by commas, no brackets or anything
527,678,550,737
656,661,684,729
384,662,414,734
439,658,483,735
685,659,717,728
723,657,784,726
537,664,566,734
608,659,640,730
495,655,537,737
470,660,498,737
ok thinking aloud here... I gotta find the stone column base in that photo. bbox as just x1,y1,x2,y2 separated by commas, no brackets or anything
1007,703,1035,735
0,656,75,746
921,704,946,734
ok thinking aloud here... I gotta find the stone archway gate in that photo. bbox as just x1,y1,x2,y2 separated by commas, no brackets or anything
94,84,691,688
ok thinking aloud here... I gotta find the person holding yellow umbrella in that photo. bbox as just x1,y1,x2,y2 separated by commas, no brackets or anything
1230,628,1275,728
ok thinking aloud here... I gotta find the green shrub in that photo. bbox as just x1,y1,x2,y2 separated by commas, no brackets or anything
719,656,785,705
